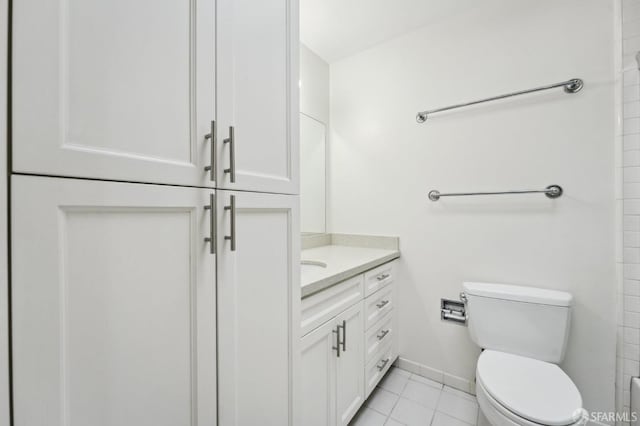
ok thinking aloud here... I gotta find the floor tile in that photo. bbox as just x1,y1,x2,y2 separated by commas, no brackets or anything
442,385,476,402
432,411,474,426
410,374,443,390
379,368,411,394
385,418,406,426
436,391,478,425
366,387,400,416
350,407,387,426
390,398,435,426
391,366,412,378
401,380,442,409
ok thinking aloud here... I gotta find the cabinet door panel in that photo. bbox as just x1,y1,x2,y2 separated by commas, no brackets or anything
335,302,365,426
217,190,300,425
13,0,215,187
300,320,337,426
217,0,299,194
11,176,216,426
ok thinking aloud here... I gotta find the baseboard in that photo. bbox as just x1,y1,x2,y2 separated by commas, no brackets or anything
394,357,476,395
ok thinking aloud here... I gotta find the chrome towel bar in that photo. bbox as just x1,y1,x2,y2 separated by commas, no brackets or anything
428,185,563,201
416,78,583,123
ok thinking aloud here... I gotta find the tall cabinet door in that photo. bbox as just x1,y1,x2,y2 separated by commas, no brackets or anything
217,190,300,426
12,0,216,187
300,320,337,426
11,176,217,426
216,0,299,194
335,302,365,426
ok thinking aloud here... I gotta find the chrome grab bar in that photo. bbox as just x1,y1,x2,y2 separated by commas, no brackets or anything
416,78,583,123
428,185,562,202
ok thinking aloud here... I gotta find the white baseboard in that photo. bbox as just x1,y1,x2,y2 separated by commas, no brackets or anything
394,357,476,395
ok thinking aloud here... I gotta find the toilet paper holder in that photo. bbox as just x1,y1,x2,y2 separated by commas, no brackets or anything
441,296,467,325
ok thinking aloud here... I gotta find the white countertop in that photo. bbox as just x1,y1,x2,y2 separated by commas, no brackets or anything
301,245,400,298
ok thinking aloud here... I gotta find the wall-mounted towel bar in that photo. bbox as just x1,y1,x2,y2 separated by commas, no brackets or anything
416,78,583,123
428,185,563,201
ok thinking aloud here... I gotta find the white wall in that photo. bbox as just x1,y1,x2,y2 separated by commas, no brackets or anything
329,0,616,414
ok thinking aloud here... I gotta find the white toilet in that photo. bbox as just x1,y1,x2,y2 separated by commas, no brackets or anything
462,282,584,426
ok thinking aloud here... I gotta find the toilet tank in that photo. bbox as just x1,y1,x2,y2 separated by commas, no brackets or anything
463,282,573,363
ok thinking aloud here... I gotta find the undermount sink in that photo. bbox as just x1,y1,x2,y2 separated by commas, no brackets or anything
301,260,327,274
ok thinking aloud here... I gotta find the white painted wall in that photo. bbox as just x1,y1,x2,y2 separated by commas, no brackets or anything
300,44,330,233
329,0,616,414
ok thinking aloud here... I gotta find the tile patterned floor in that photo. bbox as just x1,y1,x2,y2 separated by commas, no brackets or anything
349,367,479,426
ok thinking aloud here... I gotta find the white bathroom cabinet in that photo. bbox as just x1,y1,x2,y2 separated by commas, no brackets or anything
216,0,299,194
11,175,217,426
9,0,300,423
300,260,398,426
216,189,300,426
12,0,299,195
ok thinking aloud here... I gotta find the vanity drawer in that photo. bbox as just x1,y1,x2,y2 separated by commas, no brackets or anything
363,261,395,297
301,274,364,336
365,342,396,398
365,310,394,363
364,283,394,331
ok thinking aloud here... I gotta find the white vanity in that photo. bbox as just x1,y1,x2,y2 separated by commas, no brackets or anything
300,235,400,426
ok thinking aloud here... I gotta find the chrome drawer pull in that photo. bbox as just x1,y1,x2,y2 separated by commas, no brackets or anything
376,329,390,340
332,325,341,357
376,358,390,371
203,193,216,254
204,120,216,181
224,195,236,251
376,273,390,281
223,126,236,183
376,300,389,309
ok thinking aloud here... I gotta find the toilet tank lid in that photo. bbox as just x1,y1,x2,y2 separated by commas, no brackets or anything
463,282,572,307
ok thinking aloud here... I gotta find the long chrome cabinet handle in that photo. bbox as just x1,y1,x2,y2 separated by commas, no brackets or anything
223,126,236,183
377,358,390,371
332,326,340,357
224,194,236,251
204,120,216,181
377,329,390,340
203,193,216,254
376,273,390,281
340,320,346,352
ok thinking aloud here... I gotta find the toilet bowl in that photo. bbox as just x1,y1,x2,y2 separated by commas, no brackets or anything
462,282,584,426
475,350,583,426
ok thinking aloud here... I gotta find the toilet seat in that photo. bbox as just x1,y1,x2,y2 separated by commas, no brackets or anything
476,350,582,426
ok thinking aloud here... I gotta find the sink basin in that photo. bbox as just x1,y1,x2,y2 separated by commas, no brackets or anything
301,260,327,275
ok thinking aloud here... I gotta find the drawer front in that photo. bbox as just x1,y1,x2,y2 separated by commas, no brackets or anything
365,310,394,364
301,275,364,336
363,261,395,297
364,283,394,331
365,342,396,398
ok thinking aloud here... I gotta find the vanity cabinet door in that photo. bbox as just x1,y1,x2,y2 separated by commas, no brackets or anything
216,190,300,426
13,0,216,187
300,319,338,426
335,302,365,426
216,0,299,194
11,175,216,426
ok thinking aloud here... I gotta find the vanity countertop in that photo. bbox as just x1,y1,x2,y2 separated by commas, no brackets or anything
301,244,400,298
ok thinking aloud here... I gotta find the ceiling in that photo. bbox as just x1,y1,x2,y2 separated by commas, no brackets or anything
299,0,474,63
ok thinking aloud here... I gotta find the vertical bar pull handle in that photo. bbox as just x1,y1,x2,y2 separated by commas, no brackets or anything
340,320,346,352
224,126,236,183
332,326,340,357
224,194,236,251
203,193,216,254
204,120,216,182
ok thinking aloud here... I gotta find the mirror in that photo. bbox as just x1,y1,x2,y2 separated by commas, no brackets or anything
300,112,326,234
